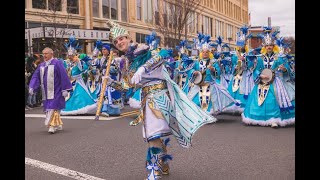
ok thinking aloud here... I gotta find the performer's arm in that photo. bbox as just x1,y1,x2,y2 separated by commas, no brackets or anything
142,49,169,73
28,65,41,92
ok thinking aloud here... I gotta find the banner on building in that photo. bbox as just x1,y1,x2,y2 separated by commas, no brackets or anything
25,27,110,40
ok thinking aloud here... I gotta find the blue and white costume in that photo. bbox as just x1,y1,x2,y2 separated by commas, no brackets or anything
61,37,97,115
241,27,295,127
226,26,255,112
187,34,240,115
105,23,215,179
87,39,103,100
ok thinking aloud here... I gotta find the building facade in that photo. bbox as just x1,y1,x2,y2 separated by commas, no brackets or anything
25,0,249,55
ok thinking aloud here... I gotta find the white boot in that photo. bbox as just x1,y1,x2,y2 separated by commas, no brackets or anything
55,125,63,131
271,122,278,128
48,126,55,134
100,112,109,117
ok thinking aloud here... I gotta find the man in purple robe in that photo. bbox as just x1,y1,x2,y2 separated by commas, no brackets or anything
29,47,72,134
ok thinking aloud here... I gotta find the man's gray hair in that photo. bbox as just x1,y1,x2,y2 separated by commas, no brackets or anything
42,47,54,54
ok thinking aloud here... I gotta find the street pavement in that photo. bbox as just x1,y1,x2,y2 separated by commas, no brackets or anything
25,106,295,180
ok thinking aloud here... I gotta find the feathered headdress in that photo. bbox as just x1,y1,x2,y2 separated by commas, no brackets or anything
176,39,189,55
195,33,212,52
261,26,278,46
145,31,160,51
275,37,290,56
236,25,251,47
92,39,103,57
64,35,81,56
215,36,223,53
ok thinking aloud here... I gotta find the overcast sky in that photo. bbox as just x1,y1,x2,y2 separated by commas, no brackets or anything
248,0,295,37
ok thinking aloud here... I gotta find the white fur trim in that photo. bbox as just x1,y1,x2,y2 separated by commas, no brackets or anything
61,104,97,115
241,113,295,127
278,117,295,127
128,98,141,109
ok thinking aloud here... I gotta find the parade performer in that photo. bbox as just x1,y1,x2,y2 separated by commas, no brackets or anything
241,27,295,128
174,40,195,94
275,37,295,121
227,26,254,112
99,46,123,116
127,32,160,109
187,34,240,115
61,37,97,115
28,47,72,134
219,43,234,89
103,21,215,179
87,39,103,100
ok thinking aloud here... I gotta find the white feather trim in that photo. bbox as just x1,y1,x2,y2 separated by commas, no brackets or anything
128,98,141,109
241,113,295,127
61,103,97,115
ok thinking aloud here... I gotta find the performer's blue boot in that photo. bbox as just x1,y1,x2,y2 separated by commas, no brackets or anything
145,138,172,180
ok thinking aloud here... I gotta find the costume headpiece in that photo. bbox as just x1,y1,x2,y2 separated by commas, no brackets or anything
102,44,111,51
275,37,291,56
64,35,81,56
260,26,279,46
215,36,223,53
195,33,212,52
92,39,103,57
145,31,160,51
176,39,191,55
236,25,251,47
106,20,130,45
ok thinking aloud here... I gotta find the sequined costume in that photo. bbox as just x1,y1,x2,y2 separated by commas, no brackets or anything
105,23,215,179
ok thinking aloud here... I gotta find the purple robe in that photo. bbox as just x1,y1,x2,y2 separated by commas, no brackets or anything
29,59,72,111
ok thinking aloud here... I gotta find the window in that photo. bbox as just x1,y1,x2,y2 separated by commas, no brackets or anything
67,0,79,14
187,11,196,34
101,0,117,20
110,0,117,20
102,0,110,18
226,24,233,39
48,0,62,11
121,0,127,22
167,3,173,27
143,0,153,24
215,20,223,37
136,33,147,44
93,0,100,17
162,1,167,27
203,16,212,36
234,27,240,40
154,0,159,25
137,0,142,20
32,0,46,9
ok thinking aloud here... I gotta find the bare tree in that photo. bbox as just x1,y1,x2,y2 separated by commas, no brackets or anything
33,0,73,58
152,0,202,48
